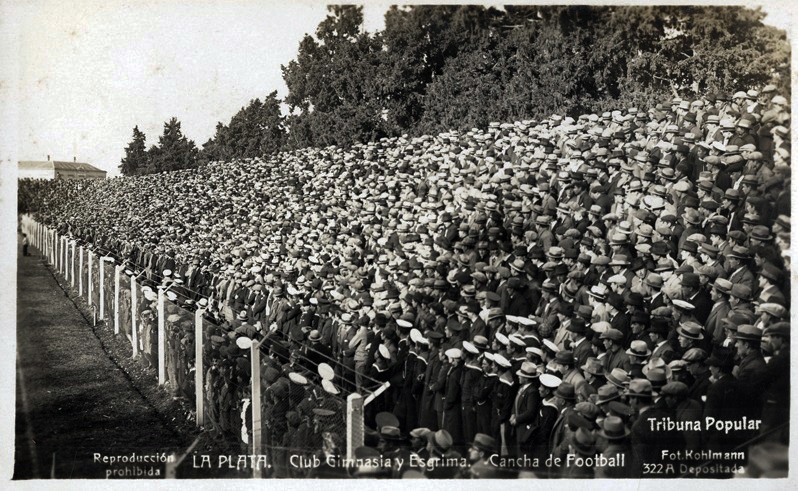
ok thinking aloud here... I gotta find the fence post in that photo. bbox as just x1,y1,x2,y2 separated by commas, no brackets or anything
346,393,365,461
70,240,75,285
78,246,84,296
64,238,67,276
131,274,139,357
157,287,166,386
114,265,120,335
251,339,262,479
99,257,105,319
87,251,93,306
195,308,204,427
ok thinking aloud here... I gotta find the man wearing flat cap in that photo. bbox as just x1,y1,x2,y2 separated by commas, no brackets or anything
601,328,631,373
661,381,702,451
733,325,767,429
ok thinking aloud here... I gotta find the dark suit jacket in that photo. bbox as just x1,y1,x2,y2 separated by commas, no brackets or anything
688,289,713,325
572,337,592,368
705,300,731,345
703,374,744,449
514,383,540,443
631,404,685,477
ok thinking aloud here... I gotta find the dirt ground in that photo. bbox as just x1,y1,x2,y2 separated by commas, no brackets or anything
14,236,244,479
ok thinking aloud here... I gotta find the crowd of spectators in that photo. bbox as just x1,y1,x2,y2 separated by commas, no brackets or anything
21,86,791,478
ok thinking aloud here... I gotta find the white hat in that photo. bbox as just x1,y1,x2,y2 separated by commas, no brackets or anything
288,372,308,385
444,348,462,360
495,332,509,346
508,334,526,347
236,336,252,350
396,319,413,329
493,353,511,368
608,274,627,285
526,346,544,358
540,373,562,389
542,339,560,353
318,362,335,381
321,379,340,395
378,344,391,359
462,341,479,355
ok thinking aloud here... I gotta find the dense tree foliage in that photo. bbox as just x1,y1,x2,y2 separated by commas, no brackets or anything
130,5,789,169
119,126,147,176
119,118,198,175
201,92,285,162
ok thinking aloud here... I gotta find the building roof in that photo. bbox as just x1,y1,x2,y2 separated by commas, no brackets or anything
19,160,106,173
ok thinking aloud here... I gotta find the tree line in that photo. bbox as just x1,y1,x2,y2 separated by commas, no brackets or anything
120,5,790,176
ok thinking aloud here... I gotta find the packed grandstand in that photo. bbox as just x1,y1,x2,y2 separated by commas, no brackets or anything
19,88,791,478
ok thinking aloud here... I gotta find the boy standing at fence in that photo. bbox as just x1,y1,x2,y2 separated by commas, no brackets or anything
22,233,30,256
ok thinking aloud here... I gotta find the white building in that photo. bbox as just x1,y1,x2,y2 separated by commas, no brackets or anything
19,158,107,180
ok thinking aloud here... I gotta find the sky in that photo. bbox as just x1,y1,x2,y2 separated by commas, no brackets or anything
1,1,792,177
4,0,390,176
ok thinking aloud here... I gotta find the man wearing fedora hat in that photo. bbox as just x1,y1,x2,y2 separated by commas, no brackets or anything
548,382,578,475
756,263,786,307
511,361,541,461
565,427,597,478
567,318,592,368
424,429,462,479
726,247,755,291
595,415,633,478
464,433,503,478
628,379,685,478
581,358,606,391
648,318,674,363
556,351,585,388
705,278,733,345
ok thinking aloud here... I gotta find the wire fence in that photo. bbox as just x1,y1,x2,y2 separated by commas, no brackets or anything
20,214,374,478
